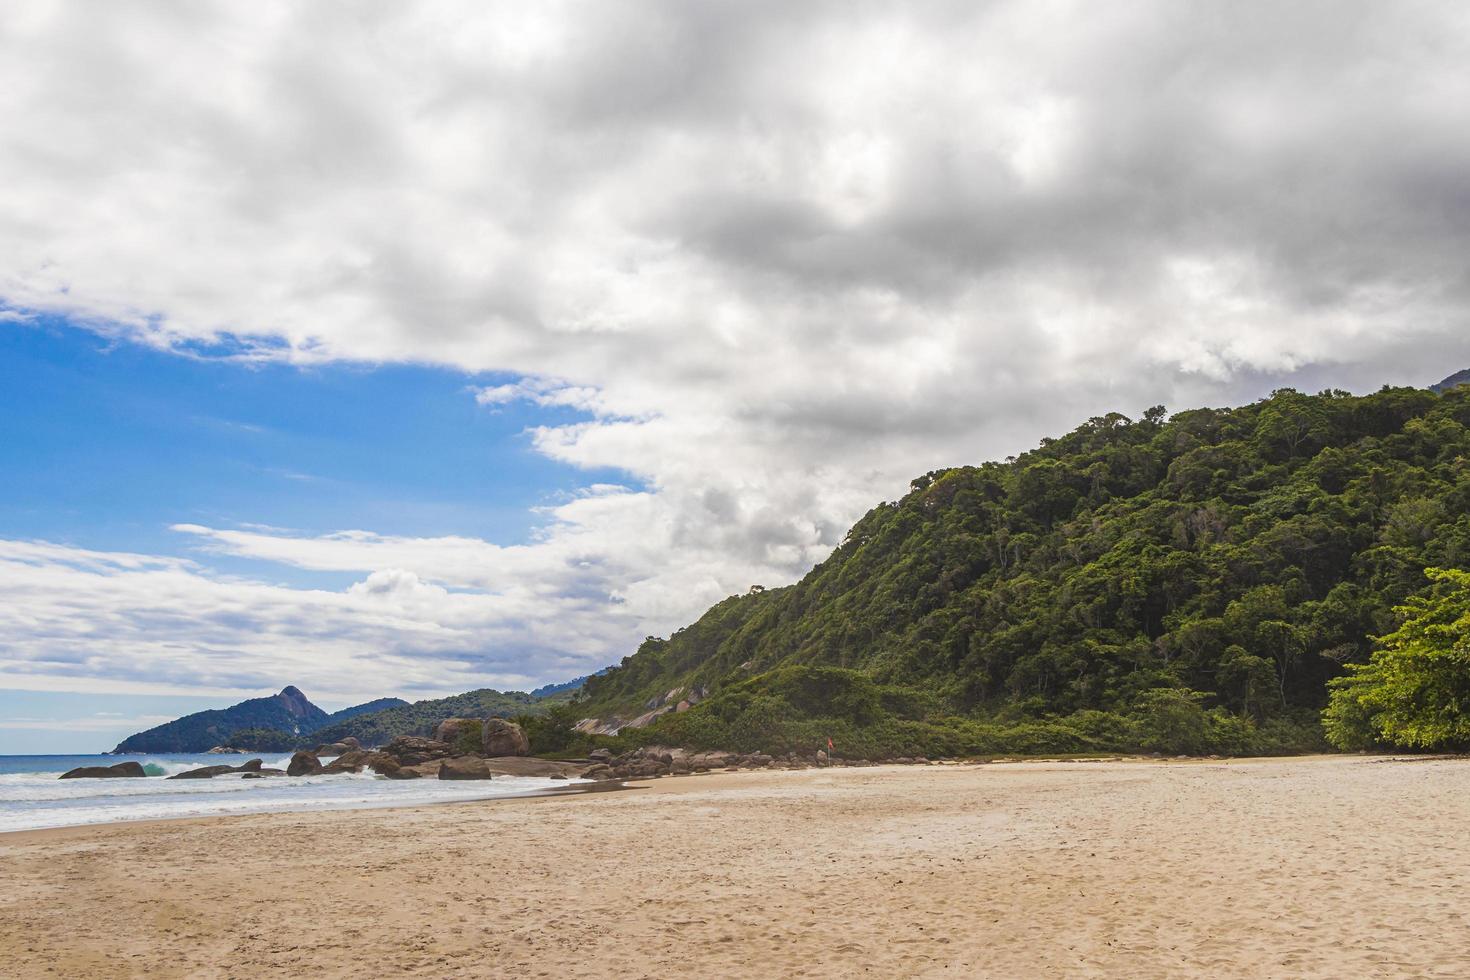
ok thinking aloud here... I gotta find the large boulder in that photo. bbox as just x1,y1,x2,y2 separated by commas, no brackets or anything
434,718,480,747
438,756,495,780
481,718,529,757
287,750,324,777
381,736,454,766
60,761,147,779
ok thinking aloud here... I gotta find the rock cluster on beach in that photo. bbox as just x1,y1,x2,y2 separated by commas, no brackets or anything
57,714,929,784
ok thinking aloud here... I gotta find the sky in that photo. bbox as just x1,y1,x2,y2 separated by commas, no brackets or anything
3,1,1470,752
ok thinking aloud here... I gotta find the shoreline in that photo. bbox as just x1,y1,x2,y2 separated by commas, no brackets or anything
4,755,1463,977
0,752,1377,841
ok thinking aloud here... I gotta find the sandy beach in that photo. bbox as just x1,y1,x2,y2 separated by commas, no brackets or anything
1,754,1466,978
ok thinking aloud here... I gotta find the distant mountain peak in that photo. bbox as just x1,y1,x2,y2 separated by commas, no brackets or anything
1431,368,1470,393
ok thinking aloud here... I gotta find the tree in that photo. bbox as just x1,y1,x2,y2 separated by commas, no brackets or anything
1323,568,1470,750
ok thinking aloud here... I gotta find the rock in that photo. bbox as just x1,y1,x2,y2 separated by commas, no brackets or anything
588,748,614,763
320,760,363,774
340,736,362,752
816,750,828,765
381,766,421,780
321,749,374,774
434,717,480,746
168,758,267,779
365,752,403,777
748,753,773,768
550,773,568,780
438,756,495,780
287,750,323,777
481,718,530,757
168,765,237,780
581,764,617,781
314,742,353,757
60,762,148,779
381,736,455,766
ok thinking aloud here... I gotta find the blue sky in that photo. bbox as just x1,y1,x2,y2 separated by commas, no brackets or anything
1,316,625,561
4,3,1470,752
1,317,641,751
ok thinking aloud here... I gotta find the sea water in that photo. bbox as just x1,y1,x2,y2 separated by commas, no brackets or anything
0,753,582,833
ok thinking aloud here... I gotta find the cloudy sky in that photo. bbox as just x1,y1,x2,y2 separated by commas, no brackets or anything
3,1,1470,750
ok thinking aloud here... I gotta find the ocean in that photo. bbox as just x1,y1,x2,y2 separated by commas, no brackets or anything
0,753,583,834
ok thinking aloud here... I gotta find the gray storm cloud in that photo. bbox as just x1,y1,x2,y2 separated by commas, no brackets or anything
1,0,1468,697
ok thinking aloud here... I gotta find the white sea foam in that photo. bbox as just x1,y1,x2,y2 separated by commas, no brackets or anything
0,759,583,833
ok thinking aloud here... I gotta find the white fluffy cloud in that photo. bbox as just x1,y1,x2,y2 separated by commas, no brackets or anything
3,1,1470,699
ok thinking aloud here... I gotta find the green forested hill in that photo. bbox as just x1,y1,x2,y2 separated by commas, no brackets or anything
113,686,338,753
306,688,545,747
576,384,1470,756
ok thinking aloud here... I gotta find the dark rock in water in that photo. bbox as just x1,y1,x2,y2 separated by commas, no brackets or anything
320,749,375,774
168,758,270,779
438,756,495,780
550,773,568,780
381,735,454,766
481,718,530,757
168,765,237,780
287,750,323,777
364,752,402,777
381,766,421,779
60,762,148,779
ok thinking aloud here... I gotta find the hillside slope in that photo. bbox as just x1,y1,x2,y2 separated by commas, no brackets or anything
576,384,1470,755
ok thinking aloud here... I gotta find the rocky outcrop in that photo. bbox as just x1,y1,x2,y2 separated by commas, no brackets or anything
481,719,529,757
287,750,324,776
438,756,496,780
59,762,148,779
576,687,708,736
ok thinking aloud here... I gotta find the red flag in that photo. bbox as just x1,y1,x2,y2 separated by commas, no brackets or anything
827,736,834,751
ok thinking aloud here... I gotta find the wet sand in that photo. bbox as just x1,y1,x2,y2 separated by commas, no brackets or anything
1,755,1466,978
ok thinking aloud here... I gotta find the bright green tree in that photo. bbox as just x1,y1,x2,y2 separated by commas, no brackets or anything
1323,568,1470,749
